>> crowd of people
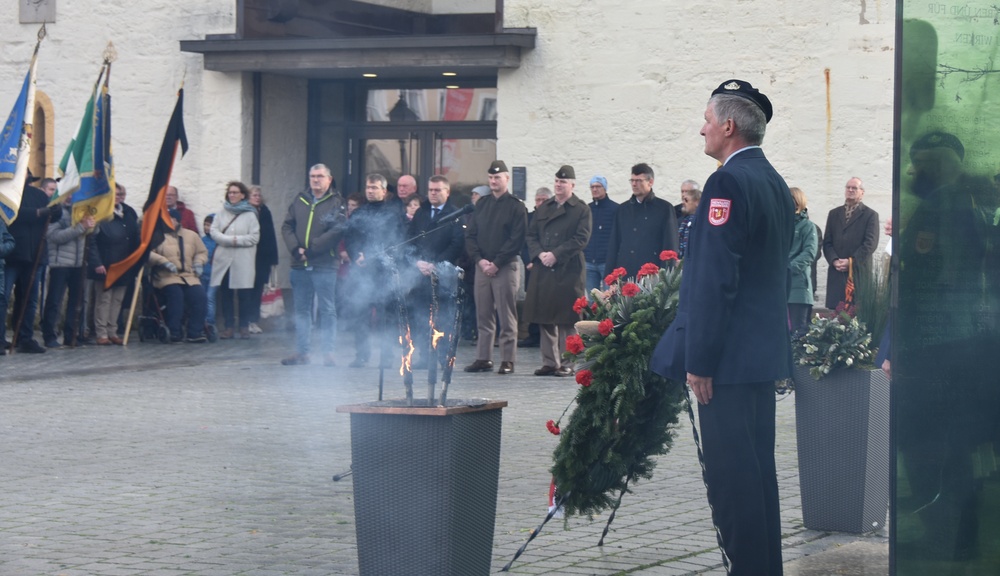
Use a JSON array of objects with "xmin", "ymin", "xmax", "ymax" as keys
[
  {"xmin": 0, "ymin": 158, "xmax": 877, "ymax": 370},
  {"xmin": 0, "ymin": 180, "xmax": 282, "ymax": 352}
]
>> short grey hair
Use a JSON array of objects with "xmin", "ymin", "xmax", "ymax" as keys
[
  {"xmin": 310, "ymin": 163, "xmax": 332, "ymax": 178},
  {"xmin": 535, "ymin": 187, "xmax": 552, "ymax": 198},
  {"xmin": 709, "ymin": 94, "xmax": 767, "ymax": 146}
]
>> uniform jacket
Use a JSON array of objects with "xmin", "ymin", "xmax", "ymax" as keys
[
  {"xmin": 210, "ymin": 205, "xmax": 260, "ymax": 289},
  {"xmin": 406, "ymin": 201, "xmax": 465, "ymax": 265},
  {"xmin": 149, "ymin": 227, "xmax": 209, "ymax": 289},
  {"xmin": 465, "ymin": 191, "xmax": 528, "ymax": 267},
  {"xmin": 788, "ymin": 209, "xmax": 818, "ymax": 305},
  {"xmin": 604, "ymin": 192, "xmax": 679, "ymax": 279},
  {"xmin": 280, "ymin": 188, "xmax": 347, "ymax": 271},
  {"xmin": 652, "ymin": 147, "xmax": 795, "ymax": 385},
  {"xmin": 46, "ymin": 205, "xmax": 90, "ymax": 268},
  {"xmin": 822, "ymin": 203, "xmax": 879, "ymax": 308},
  {"xmin": 524, "ymin": 194, "xmax": 592, "ymax": 325},
  {"xmin": 87, "ymin": 203, "xmax": 140, "ymax": 287},
  {"xmin": 583, "ymin": 197, "xmax": 619, "ymax": 265}
]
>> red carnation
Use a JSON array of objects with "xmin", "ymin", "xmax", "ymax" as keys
[
  {"xmin": 590, "ymin": 302, "xmax": 598, "ymax": 312},
  {"xmin": 621, "ymin": 282, "xmax": 640, "ymax": 297},
  {"xmin": 575, "ymin": 369, "xmax": 593, "ymax": 387},
  {"xmin": 637, "ymin": 263, "xmax": 660, "ymax": 278},
  {"xmin": 598, "ymin": 319, "xmax": 614, "ymax": 336},
  {"xmin": 572, "ymin": 296, "xmax": 589, "ymax": 315},
  {"xmin": 612, "ymin": 267, "xmax": 627, "ymax": 279},
  {"xmin": 565, "ymin": 334, "xmax": 585, "ymax": 355},
  {"xmin": 604, "ymin": 273, "xmax": 617, "ymax": 287},
  {"xmin": 660, "ymin": 250, "xmax": 679, "ymax": 262},
  {"xmin": 546, "ymin": 419, "xmax": 561, "ymax": 435}
]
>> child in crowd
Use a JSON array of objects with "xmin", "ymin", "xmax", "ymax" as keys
[{"xmin": 201, "ymin": 214, "xmax": 217, "ymax": 327}]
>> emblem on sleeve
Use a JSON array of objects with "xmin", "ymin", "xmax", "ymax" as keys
[{"xmin": 708, "ymin": 199, "xmax": 732, "ymax": 226}]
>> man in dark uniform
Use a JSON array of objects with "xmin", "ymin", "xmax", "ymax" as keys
[
  {"xmin": 894, "ymin": 131, "xmax": 1000, "ymax": 563},
  {"xmin": 406, "ymin": 175, "xmax": 466, "ymax": 369},
  {"xmin": 604, "ymin": 163, "xmax": 678, "ymax": 280},
  {"xmin": 464, "ymin": 160, "xmax": 528, "ymax": 375},
  {"xmin": 651, "ymin": 79, "xmax": 794, "ymax": 576},
  {"xmin": 524, "ymin": 165, "xmax": 592, "ymax": 376}
]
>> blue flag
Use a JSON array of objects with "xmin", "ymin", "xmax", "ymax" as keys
[{"xmin": 0, "ymin": 49, "xmax": 39, "ymax": 225}]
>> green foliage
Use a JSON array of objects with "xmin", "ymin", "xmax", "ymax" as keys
[
  {"xmin": 551, "ymin": 263, "xmax": 687, "ymax": 517},
  {"xmin": 792, "ymin": 311, "xmax": 875, "ymax": 379},
  {"xmin": 853, "ymin": 259, "xmax": 890, "ymax": 346}
]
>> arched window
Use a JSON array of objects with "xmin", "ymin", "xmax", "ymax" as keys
[{"xmin": 31, "ymin": 90, "xmax": 55, "ymax": 178}]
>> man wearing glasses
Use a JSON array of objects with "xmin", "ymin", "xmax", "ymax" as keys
[
  {"xmin": 604, "ymin": 163, "xmax": 679, "ymax": 279},
  {"xmin": 822, "ymin": 177, "xmax": 879, "ymax": 309}
]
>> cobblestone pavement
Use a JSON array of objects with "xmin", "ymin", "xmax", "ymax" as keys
[{"xmin": 0, "ymin": 324, "xmax": 887, "ymax": 575}]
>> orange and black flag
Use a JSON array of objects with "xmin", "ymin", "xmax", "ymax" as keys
[{"xmin": 104, "ymin": 88, "xmax": 188, "ymax": 289}]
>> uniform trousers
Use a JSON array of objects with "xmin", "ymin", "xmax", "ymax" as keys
[
  {"xmin": 539, "ymin": 323, "xmax": 576, "ymax": 369},
  {"xmin": 474, "ymin": 259, "xmax": 519, "ymax": 363},
  {"xmin": 697, "ymin": 380, "xmax": 782, "ymax": 576}
]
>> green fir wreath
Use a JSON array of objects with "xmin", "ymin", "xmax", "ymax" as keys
[{"xmin": 549, "ymin": 252, "xmax": 687, "ymax": 519}]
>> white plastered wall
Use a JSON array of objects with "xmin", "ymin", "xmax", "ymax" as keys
[
  {"xmin": 500, "ymin": 0, "xmax": 896, "ymax": 306},
  {"xmin": 0, "ymin": 0, "xmax": 243, "ymax": 229}
]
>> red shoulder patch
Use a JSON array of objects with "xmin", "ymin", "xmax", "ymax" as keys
[{"xmin": 708, "ymin": 199, "xmax": 731, "ymax": 226}]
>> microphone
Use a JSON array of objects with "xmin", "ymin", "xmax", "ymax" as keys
[{"xmin": 438, "ymin": 204, "xmax": 474, "ymax": 221}]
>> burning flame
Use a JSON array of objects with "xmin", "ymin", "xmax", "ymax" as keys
[
  {"xmin": 399, "ymin": 327, "xmax": 414, "ymax": 376},
  {"xmin": 431, "ymin": 328, "xmax": 445, "ymax": 349}
]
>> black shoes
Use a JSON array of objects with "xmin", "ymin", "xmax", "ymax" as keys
[
  {"xmin": 281, "ymin": 354, "xmax": 310, "ymax": 366},
  {"xmin": 464, "ymin": 359, "xmax": 494, "ymax": 372},
  {"xmin": 534, "ymin": 365, "xmax": 574, "ymax": 377},
  {"xmin": 497, "ymin": 361, "xmax": 514, "ymax": 375},
  {"xmin": 17, "ymin": 339, "xmax": 46, "ymax": 354}
]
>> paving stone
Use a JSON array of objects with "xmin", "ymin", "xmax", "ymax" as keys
[{"xmin": 0, "ymin": 326, "xmax": 887, "ymax": 575}]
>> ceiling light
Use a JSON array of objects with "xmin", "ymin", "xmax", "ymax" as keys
[
  {"xmin": 363, "ymin": 73, "xmax": 377, "ymax": 78},
  {"xmin": 442, "ymin": 72, "xmax": 457, "ymax": 77}
]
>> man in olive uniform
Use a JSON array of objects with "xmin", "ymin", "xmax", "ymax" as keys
[
  {"xmin": 464, "ymin": 160, "xmax": 528, "ymax": 375},
  {"xmin": 651, "ymin": 80, "xmax": 794, "ymax": 576},
  {"xmin": 524, "ymin": 165, "xmax": 592, "ymax": 376}
]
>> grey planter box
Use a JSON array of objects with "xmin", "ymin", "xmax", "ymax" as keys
[
  {"xmin": 336, "ymin": 400, "xmax": 506, "ymax": 576},
  {"xmin": 792, "ymin": 365, "xmax": 890, "ymax": 533}
]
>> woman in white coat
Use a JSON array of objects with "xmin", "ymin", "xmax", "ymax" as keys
[{"xmin": 210, "ymin": 181, "xmax": 260, "ymax": 339}]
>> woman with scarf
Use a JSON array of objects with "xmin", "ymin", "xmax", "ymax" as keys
[{"xmin": 210, "ymin": 181, "xmax": 260, "ymax": 339}]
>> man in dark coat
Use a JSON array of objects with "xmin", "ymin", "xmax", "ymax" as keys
[
  {"xmin": 604, "ymin": 163, "xmax": 678, "ymax": 280},
  {"xmin": 344, "ymin": 172, "xmax": 407, "ymax": 368},
  {"xmin": 2, "ymin": 183, "xmax": 62, "ymax": 353},
  {"xmin": 524, "ymin": 165, "xmax": 592, "ymax": 376},
  {"xmin": 651, "ymin": 79, "xmax": 794, "ymax": 576},
  {"xmin": 406, "ymin": 175, "xmax": 466, "ymax": 369},
  {"xmin": 822, "ymin": 177, "xmax": 879, "ymax": 309}
]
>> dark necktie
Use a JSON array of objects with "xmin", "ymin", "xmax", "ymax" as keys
[{"xmin": 431, "ymin": 207, "xmax": 440, "ymax": 220}]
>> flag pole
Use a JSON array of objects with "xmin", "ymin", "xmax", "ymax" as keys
[
  {"xmin": 121, "ymin": 267, "xmax": 143, "ymax": 347},
  {"xmin": 7, "ymin": 33, "xmax": 47, "ymax": 353}
]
